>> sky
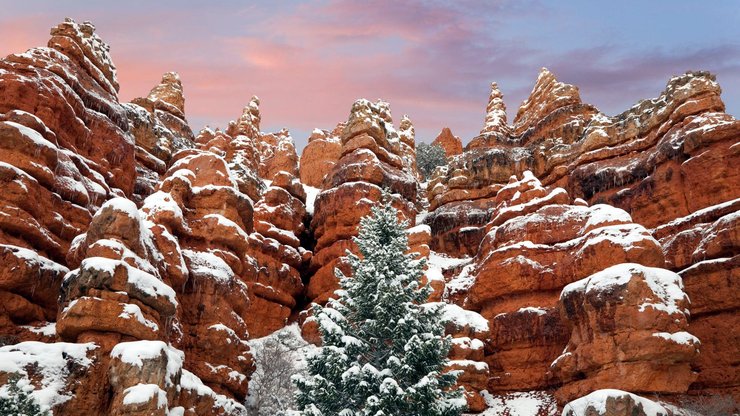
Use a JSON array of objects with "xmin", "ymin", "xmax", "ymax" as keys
[{"xmin": 1, "ymin": 1, "xmax": 739, "ymax": 150}]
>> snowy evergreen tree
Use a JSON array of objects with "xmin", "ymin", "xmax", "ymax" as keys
[
  {"xmin": 293, "ymin": 199, "xmax": 465, "ymax": 416},
  {"xmin": 0, "ymin": 374, "xmax": 48, "ymax": 416},
  {"xmin": 416, "ymin": 142, "xmax": 447, "ymax": 180}
]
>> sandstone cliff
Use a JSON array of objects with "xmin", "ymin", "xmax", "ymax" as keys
[{"xmin": 0, "ymin": 19, "xmax": 738, "ymax": 416}]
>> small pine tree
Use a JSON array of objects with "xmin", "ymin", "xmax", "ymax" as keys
[
  {"xmin": 293, "ymin": 200, "xmax": 465, "ymax": 416},
  {"xmin": 416, "ymin": 143, "xmax": 448, "ymax": 181},
  {"xmin": 0, "ymin": 374, "xmax": 48, "ymax": 416}
]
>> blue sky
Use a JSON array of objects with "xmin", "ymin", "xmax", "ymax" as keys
[{"xmin": 1, "ymin": 1, "xmax": 738, "ymax": 149}]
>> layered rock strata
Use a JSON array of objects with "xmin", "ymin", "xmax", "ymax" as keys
[{"xmin": 306, "ymin": 99, "xmax": 419, "ymax": 306}]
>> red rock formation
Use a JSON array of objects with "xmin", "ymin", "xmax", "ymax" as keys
[
  {"xmin": 436, "ymin": 303, "xmax": 490, "ymax": 412},
  {"xmin": 256, "ymin": 128, "xmax": 299, "ymax": 180},
  {"xmin": 562, "ymin": 390, "xmax": 675, "ymax": 416},
  {"xmin": 654, "ymin": 200, "xmax": 740, "ymax": 399},
  {"xmin": 0, "ymin": 18, "xmax": 136, "ymax": 341},
  {"xmin": 198, "ymin": 104, "xmax": 310, "ymax": 338},
  {"xmin": 247, "ymin": 171, "xmax": 308, "ymax": 337},
  {"xmin": 424, "ymin": 69, "xmax": 739, "ymax": 404},
  {"xmin": 299, "ymin": 126, "xmax": 343, "ymax": 188},
  {"xmin": 226, "ymin": 96, "xmax": 261, "ymax": 142},
  {"xmin": 126, "ymin": 72, "xmax": 195, "ymax": 204},
  {"xmin": 452, "ymin": 173, "xmax": 666, "ymax": 394},
  {"xmin": 432, "ymin": 127, "xmax": 463, "ymax": 157},
  {"xmin": 467, "ymin": 82, "xmax": 512, "ymax": 149},
  {"xmin": 552, "ymin": 264, "xmax": 698, "ymax": 403},
  {"xmin": 306, "ymin": 99, "xmax": 419, "ymax": 306},
  {"xmin": 397, "ymin": 115, "xmax": 422, "ymax": 181}
]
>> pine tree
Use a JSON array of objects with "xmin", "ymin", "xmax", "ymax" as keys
[
  {"xmin": 0, "ymin": 374, "xmax": 48, "ymax": 416},
  {"xmin": 293, "ymin": 200, "xmax": 465, "ymax": 416},
  {"xmin": 416, "ymin": 142, "xmax": 448, "ymax": 180}
]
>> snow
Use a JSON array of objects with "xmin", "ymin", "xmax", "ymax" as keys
[
  {"xmin": 466, "ymin": 390, "xmax": 556, "ymax": 416},
  {"xmin": 637, "ymin": 266, "xmax": 689, "ymax": 315},
  {"xmin": 561, "ymin": 264, "xmax": 689, "ymax": 316},
  {"xmin": 652, "ymin": 331, "xmax": 700, "ymax": 346},
  {"xmin": 407, "ymin": 224, "xmax": 431, "ymax": 235},
  {"xmin": 493, "ymin": 188, "xmax": 569, "ymax": 222},
  {"xmin": 78, "ymin": 257, "xmax": 177, "ymax": 307},
  {"xmin": 443, "ymin": 263, "xmax": 477, "ymax": 298},
  {"xmin": 517, "ymin": 307, "xmax": 547, "ymax": 316},
  {"xmin": 428, "ymin": 251, "xmax": 472, "ymax": 269},
  {"xmin": 102, "ymin": 197, "xmax": 140, "ymax": 221},
  {"xmin": 584, "ymin": 204, "xmax": 633, "ymax": 229},
  {"xmin": 21, "ymin": 322, "xmax": 57, "ymax": 337},
  {"xmin": 0, "ymin": 341, "xmax": 97, "ymax": 411},
  {"xmin": 577, "ymin": 222, "xmax": 648, "ymax": 250},
  {"xmin": 425, "ymin": 251, "xmax": 469, "ymax": 283},
  {"xmin": 562, "ymin": 389, "xmax": 670, "ymax": 416},
  {"xmin": 1, "ymin": 244, "xmax": 69, "ymax": 275},
  {"xmin": 206, "ymin": 363, "xmax": 247, "ymax": 382},
  {"xmin": 122, "ymin": 383, "xmax": 168, "ymax": 409},
  {"xmin": 168, "ymin": 406, "xmax": 185, "ymax": 416},
  {"xmin": 208, "ymin": 323, "xmax": 246, "ymax": 344},
  {"xmin": 179, "ymin": 369, "xmax": 247, "ymax": 415},
  {"xmin": 430, "ymin": 302, "xmax": 489, "ymax": 333},
  {"xmin": 110, "ymin": 341, "xmax": 184, "ymax": 388},
  {"xmin": 203, "ymin": 213, "xmax": 250, "ymax": 241},
  {"xmin": 119, "ymin": 303, "xmax": 159, "ymax": 331},
  {"xmin": 95, "ymin": 198, "xmax": 165, "ymax": 266},
  {"xmin": 4, "ymin": 121, "xmax": 57, "ymax": 152},
  {"xmin": 303, "ymin": 185, "xmax": 321, "ymax": 215},
  {"xmin": 451, "ymin": 337, "xmax": 484, "ymax": 351},
  {"xmin": 181, "ymin": 249, "xmax": 235, "ymax": 283},
  {"xmin": 449, "ymin": 359, "xmax": 488, "ymax": 372},
  {"xmin": 142, "ymin": 191, "xmax": 187, "ymax": 229}
]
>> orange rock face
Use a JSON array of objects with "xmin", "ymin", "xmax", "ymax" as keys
[
  {"xmin": 299, "ymin": 126, "xmax": 343, "ymax": 188},
  {"xmin": 0, "ymin": 18, "xmax": 135, "ymax": 342},
  {"xmin": 432, "ymin": 127, "xmax": 463, "ymax": 157},
  {"xmin": 127, "ymin": 72, "xmax": 195, "ymax": 204},
  {"xmin": 448, "ymin": 173, "xmax": 668, "ymax": 395},
  {"xmin": 307, "ymin": 99, "xmax": 420, "ymax": 305},
  {"xmin": 467, "ymin": 82, "xmax": 512, "ymax": 149},
  {"xmin": 552, "ymin": 264, "xmax": 698, "ymax": 403}
]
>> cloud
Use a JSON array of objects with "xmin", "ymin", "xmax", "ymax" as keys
[{"xmin": 0, "ymin": 1, "xmax": 738, "ymax": 149}]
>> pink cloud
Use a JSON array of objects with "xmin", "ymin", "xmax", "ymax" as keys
[{"xmin": 1, "ymin": 1, "xmax": 738, "ymax": 149}]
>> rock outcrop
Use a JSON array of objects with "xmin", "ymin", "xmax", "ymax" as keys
[
  {"xmin": 655, "ymin": 200, "xmax": 740, "ymax": 398},
  {"xmin": 432, "ymin": 127, "xmax": 463, "ymax": 157},
  {"xmin": 467, "ymin": 82, "xmax": 511, "ymax": 149},
  {"xmin": 0, "ymin": 18, "xmax": 134, "ymax": 341},
  {"xmin": 552, "ymin": 264, "xmax": 698, "ymax": 403},
  {"xmin": 425, "ymin": 68, "xmax": 739, "ymax": 404},
  {"xmin": 562, "ymin": 389, "xmax": 674, "ymax": 416},
  {"xmin": 247, "ymin": 171, "xmax": 308, "ymax": 337},
  {"xmin": 299, "ymin": 125, "xmax": 343, "ymax": 188},
  {"xmin": 306, "ymin": 99, "xmax": 419, "ymax": 306},
  {"xmin": 126, "ymin": 72, "xmax": 195, "ymax": 204},
  {"xmin": 448, "ymin": 173, "xmax": 668, "ymax": 395}
]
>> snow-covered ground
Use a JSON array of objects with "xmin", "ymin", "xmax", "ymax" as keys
[{"xmin": 464, "ymin": 390, "xmax": 557, "ymax": 416}]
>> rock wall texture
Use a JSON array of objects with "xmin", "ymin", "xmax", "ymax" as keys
[
  {"xmin": 0, "ymin": 18, "xmax": 738, "ymax": 416},
  {"xmin": 426, "ymin": 66, "xmax": 739, "ymax": 408},
  {"xmin": 306, "ymin": 98, "xmax": 420, "ymax": 307}
]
